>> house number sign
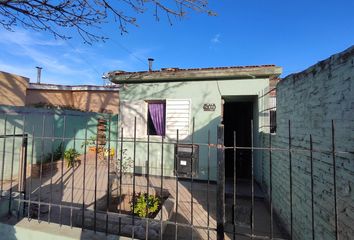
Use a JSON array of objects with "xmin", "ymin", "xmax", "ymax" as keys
[{"xmin": 203, "ymin": 103, "xmax": 216, "ymax": 111}]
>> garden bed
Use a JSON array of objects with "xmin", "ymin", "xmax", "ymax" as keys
[{"xmin": 76, "ymin": 191, "xmax": 174, "ymax": 239}]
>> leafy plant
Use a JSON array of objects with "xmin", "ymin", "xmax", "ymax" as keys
[
  {"xmin": 131, "ymin": 193, "xmax": 160, "ymax": 218},
  {"xmin": 81, "ymin": 136, "xmax": 97, "ymax": 148},
  {"xmin": 117, "ymin": 149, "xmax": 133, "ymax": 173},
  {"xmin": 53, "ymin": 143, "xmax": 64, "ymax": 161},
  {"xmin": 43, "ymin": 142, "xmax": 63, "ymax": 163},
  {"xmin": 64, "ymin": 148, "xmax": 80, "ymax": 168}
]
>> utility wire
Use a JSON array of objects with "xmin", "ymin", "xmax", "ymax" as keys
[{"xmin": 97, "ymin": 28, "xmax": 149, "ymax": 67}]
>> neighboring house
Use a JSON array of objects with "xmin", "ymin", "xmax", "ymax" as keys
[
  {"xmin": 0, "ymin": 71, "xmax": 119, "ymax": 114},
  {"xmin": 109, "ymin": 65, "xmax": 282, "ymax": 180}
]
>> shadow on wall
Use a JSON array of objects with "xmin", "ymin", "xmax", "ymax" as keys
[
  {"xmin": 118, "ymin": 116, "xmax": 220, "ymax": 180},
  {"xmin": 26, "ymin": 90, "xmax": 74, "ymax": 109},
  {"xmin": 121, "ymin": 82, "xmax": 187, "ymax": 102},
  {"xmin": 0, "ymin": 71, "xmax": 29, "ymax": 107},
  {"xmin": 26, "ymin": 90, "xmax": 119, "ymax": 114},
  {"xmin": 0, "ymin": 105, "xmax": 118, "ymax": 183}
]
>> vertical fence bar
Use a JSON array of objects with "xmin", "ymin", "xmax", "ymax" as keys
[
  {"xmin": 118, "ymin": 128, "xmax": 123, "ymax": 234},
  {"xmin": 331, "ymin": 120, "xmax": 338, "ymax": 240},
  {"xmin": 17, "ymin": 115, "xmax": 26, "ymax": 219},
  {"xmin": 106, "ymin": 116, "xmax": 112, "ymax": 235},
  {"xmin": 251, "ymin": 120, "xmax": 255, "ymax": 238},
  {"xmin": 145, "ymin": 133, "xmax": 150, "ymax": 240},
  {"xmin": 288, "ymin": 120, "xmax": 293, "ymax": 240},
  {"xmin": 233, "ymin": 131, "xmax": 237, "ymax": 240},
  {"xmin": 59, "ymin": 115, "xmax": 66, "ymax": 226},
  {"xmin": 28, "ymin": 126, "xmax": 35, "ymax": 220},
  {"xmin": 132, "ymin": 117, "xmax": 137, "ymax": 239},
  {"xmin": 21, "ymin": 134, "xmax": 28, "ymax": 217},
  {"xmin": 81, "ymin": 119, "xmax": 88, "ymax": 229},
  {"xmin": 190, "ymin": 117, "xmax": 195, "ymax": 238},
  {"xmin": 216, "ymin": 124, "xmax": 225, "ymax": 240},
  {"xmin": 207, "ymin": 130, "xmax": 211, "ymax": 240},
  {"xmin": 269, "ymin": 132, "xmax": 273, "ymax": 239},
  {"xmin": 113, "ymin": 117, "xmax": 119, "ymax": 232},
  {"xmin": 175, "ymin": 129, "xmax": 179, "ymax": 240},
  {"xmin": 310, "ymin": 135, "xmax": 314, "ymax": 240},
  {"xmin": 94, "ymin": 119, "xmax": 99, "ymax": 232},
  {"xmin": 160, "ymin": 135, "xmax": 164, "ymax": 240},
  {"xmin": 0, "ymin": 115, "xmax": 7, "ymax": 198},
  {"xmin": 38, "ymin": 115, "xmax": 46, "ymax": 222},
  {"xmin": 70, "ymin": 128, "xmax": 76, "ymax": 228},
  {"xmin": 48, "ymin": 114, "xmax": 54, "ymax": 223},
  {"xmin": 8, "ymin": 125, "xmax": 16, "ymax": 215}
]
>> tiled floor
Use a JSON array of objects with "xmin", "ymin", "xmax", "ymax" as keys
[{"xmin": 1, "ymin": 155, "xmax": 285, "ymax": 239}]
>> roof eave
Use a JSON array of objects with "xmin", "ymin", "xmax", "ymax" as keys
[{"xmin": 110, "ymin": 66, "xmax": 282, "ymax": 84}]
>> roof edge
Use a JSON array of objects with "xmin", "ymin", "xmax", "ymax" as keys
[
  {"xmin": 28, "ymin": 83, "xmax": 120, "ymax": 91},
  {"xmin": 109, "ymin": 65, "xmax": 282, "ymax": 84}
]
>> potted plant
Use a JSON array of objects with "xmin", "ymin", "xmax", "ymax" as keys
[{"xmin": 64, "ymin": 148, "xmax": 80, "ymax": 168}]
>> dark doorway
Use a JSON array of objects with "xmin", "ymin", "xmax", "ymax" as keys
[{"xmin": 223, "ymin": 101, "xmax": 253, "ymax": 180}]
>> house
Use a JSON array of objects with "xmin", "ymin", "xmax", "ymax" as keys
[
  {"xmin": 109, "ymin": 65, "xmax": 282, "ymax": 180},
  {"xmin": 0, "ymin": 70, "xmax": 119, "ymax": 114},
  {"xmin": 0, "ymin": 71, "xmax": 120, "ymax": 182}
]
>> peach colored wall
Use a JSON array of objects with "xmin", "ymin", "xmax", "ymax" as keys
[
  {"xmin": 26, "ymin": 89, "xmax": 74, "ymax": 107},
  {"xmin": 0, "ymin": 71, "xmax": 29, "ymax": 106},
  {"xmin": 72, "ymin": 91, "xmax": 119, "ymax": 114},
  {"xmin": 26, "ymin": 89, "xmax": 119, "ymax": 114}
]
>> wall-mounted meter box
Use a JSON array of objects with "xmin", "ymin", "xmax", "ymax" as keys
[{"xmin": 175, "ymin": 144, "xmax": 199, "ymax": 178}]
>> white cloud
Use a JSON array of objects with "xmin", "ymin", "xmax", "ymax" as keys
[
  {"xmin": 0, "ymin": 28, "xmax": 98, "ymax": 84},
  {"xmin": 0, "ymin": 29, "xmax": 64, "ymax": 47},
  {"xmin": 0, "ymin": 28, "xmax": 153, "ymax": 86},
  {"xmin": 211, "ymin": 33, "xmax": 221, "ymax": 43}
]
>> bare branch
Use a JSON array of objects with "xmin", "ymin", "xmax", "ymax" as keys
[{"xmin": 0, "ymin": 0, "xmax": 214, "ymax": 43}]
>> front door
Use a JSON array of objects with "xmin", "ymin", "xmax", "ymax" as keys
[{"xmin": 223, "ymin": 101, "xmax": 253, "ymax": 180}]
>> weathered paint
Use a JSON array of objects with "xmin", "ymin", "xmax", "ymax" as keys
[
  {"xmin": 261, "ymin": 46, "xmax": 354, "ymax": 239},
  {"xmin": 0, "ymin": 105, "xmax": 118, "ymax": 181},
  {"xmin": 119, "ymin": 78, "xmax": 271, "ymax": 180}
]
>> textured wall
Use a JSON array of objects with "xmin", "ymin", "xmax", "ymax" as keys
[
  {"xmin": 26, "ymin": 89, "xmax": 74, "ymax": 107},
  {"xmin": 72, "ymin": 90, "xmax": 119, "ymax": 114},
  {"xmin": 261, "ymin": 46, "xmax": 354, "ymax": 239},
  {"xmin": 26, "ymin": 89, "xmax": 119, "ymax": 114},
  {"xmin": 0, "ymin": 105, "xmax": 118, "ymax": 181},
  {"xmin": 0, "ymin": 71, "xmax": 29, "ymax": 106}
]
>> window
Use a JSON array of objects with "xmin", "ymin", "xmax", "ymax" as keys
[
  {"xmin": 147, "ymin": 101, "xmax": 166, "ymax": 136},
  {"xmin": 120, "ymin": 99, "xmax": 190, "ymax": 139},
  {"xmin": 270, "ymin": 110, "xmax": 276, "ymax": 133}
]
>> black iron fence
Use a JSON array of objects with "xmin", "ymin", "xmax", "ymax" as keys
[{"xmin": 0, "ymin": 113, "xmax": 351, "ymax": 240}]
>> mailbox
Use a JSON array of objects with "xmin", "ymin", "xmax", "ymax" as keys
[{"xmin": 175, "ymin": 144, "xmax": 199, "ymax": 178}]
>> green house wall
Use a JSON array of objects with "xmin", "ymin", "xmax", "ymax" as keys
[
  {"xmin": 0, "ymin": 105, "xmax": 118, "ymax": 181},
  {"xmin": 119, "ymin": 78, "xmax": 270, "ymax": 180}
]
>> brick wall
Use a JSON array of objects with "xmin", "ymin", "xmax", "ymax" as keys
[{"xmin": 261, "ymin": 46, "xmax": 354, "ymax": 239}]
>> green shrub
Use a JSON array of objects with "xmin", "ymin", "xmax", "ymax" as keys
[
  {"xmin": 64, "ymin": 148, "xmax": 80, "ymax": 168},
  {"xmin": 43, "ymin": 143, "xmax": 63, "ymax": 163},
  {"xmin": 131, "ymin": 193, "xmax": 160, "ymax": 218}
]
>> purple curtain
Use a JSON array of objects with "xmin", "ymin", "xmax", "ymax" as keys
[{"xmin": 148, "ymin": 103, "xmax": 165, "ymax": 136}]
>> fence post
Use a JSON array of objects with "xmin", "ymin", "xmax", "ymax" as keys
[
  {"xmin": 217, "ymin": 124, "xmax": 225, "ymax": 240},
  {"xmin": 18, "ymin": 134, "xmax": 28, "ymax": 193}
]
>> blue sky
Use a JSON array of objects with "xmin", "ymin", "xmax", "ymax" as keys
[{"xmin": 0, "ymin": 0, "xmax": 353, "ymax": 85}]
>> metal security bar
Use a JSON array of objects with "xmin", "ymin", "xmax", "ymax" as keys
[{"xmin": 0, "ymin": 112, "xmax": 351, "ymax": 240}]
